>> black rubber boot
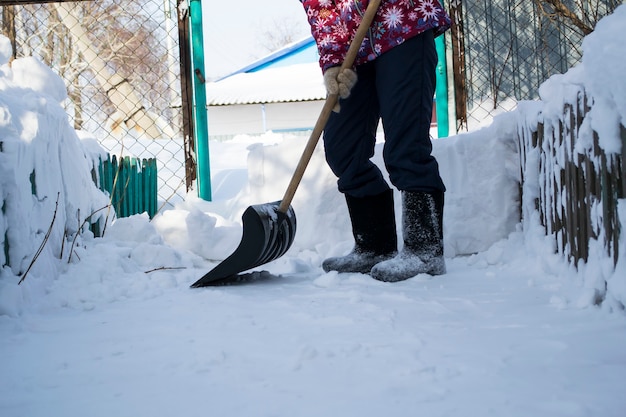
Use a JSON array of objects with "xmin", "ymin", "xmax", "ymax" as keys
[
  {"xmin": 370, "ymin": 191, "xmax": 445, "ymax": 282},
  {"xmin": 322, "ymin": 189, "xmax": 398, "ymax": 273}
]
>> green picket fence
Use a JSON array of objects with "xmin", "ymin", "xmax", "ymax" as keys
[{"xmin": 97, "ymin": 155, "xmax": 158, "ymax": 219}]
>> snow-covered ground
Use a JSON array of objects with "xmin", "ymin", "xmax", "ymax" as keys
[{"xmin": 2, "ymin": 6, "xmax": 626, "ymax": 417}]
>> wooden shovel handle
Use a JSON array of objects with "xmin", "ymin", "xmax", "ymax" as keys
[{"xmin": 278, "ymin": 0, "xmax": 382, "ymax": 213}]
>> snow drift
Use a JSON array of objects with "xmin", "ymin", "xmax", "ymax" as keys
[{"xmin": 0, "ymin": 37, "xmax": 110, "ymax": 313}]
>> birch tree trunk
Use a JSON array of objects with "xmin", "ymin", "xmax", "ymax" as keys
[{"xmin": 55, "ymin": 2, "xmax": 175, "ymax": 139}]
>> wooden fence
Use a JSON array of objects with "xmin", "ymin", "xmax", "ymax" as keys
[
  {"xmin": 518, "ymin": 90, "xmax": 625, "ymax": 267},
  {"xmin": 96, "ymin": 155, "xmax": 158, "ymax": 220}
]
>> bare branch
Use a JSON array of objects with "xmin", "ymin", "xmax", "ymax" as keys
[
  {"xmin": 65, "ymin": 203, "xmax": 112, "ymax": 264},
  {"xmin": 144, "ymin": 266, "xmax": 186, "ymax": 274},
  {"xmin": 18, "ymin": 192, "xmax": 60, "ymax": 285},
  {"xmin": 532, "ymin": 0, "xmax": 615, "ymax": 36}
]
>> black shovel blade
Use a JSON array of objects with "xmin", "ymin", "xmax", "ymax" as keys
[{"xmin": 190, "ymin": 201, "xmax": 296, "ymax": 288}]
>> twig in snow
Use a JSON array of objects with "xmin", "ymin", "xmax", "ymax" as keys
[
  {"xmin": 18, "ymin": 192, "xmax": 60, "ymax": 285},
  {"xmin": 68, "ymin": 203, "xmax": 112, "ymax": 264},
  {"xmin": 144, "ymin": 266, "xmax": 187, "ymax": 274}
]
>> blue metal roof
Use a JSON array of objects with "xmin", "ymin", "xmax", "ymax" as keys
[{"xmin": 217, "ymin": 36, "xmax": 318, "ymax": 81}]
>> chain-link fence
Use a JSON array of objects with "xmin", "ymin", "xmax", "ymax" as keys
[
  {"xmin": 1, "ymin": 0, "xmax": 186, "ymax": 208},
  {"xmin": 448, "ymin": 0, "xmax": 622, "ymax": 132}
]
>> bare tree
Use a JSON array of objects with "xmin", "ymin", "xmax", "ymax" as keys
[
  {"xmin": 532, "ymin": 0, "xmax": 622, "ymax": 35},
  {"xmin": 2, "ymin": 5, "xmax": 17, "ymax": 60},
  {"xmin": 55, "ymin": 1, "xmax": 174, "ymax": 138},
  {"xmin": 58, "ymin": 0, "xmax": 175, "ymax": 137},
  {"xmin": 5, "ymin": 0, "xmax": 177, "ymax": 137},
  {"xmin": 256, "ymin": 16, "xmax": 309, "ymax": 54}
]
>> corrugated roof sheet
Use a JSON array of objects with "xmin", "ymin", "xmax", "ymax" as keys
[{"xmin": 206, "ymin": 63, "xmax": 325, "ymax": 106}]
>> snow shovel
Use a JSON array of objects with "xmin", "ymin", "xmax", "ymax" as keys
[{"xmin": 191, "ymin": 0, "xmax": 382, "ymax": 287}]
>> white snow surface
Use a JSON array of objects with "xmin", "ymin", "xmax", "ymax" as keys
[{"xmin": 2, "ymin": 7, "xmax": 626, "ymax": 417}]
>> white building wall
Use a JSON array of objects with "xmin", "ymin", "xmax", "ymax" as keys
[{"xmin": 207, "ymin": 101, "xmax": 324, "ymax": 138}]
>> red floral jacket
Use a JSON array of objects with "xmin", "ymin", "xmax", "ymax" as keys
[{"xmin": 300, "ymin": 0, "xmax": 451, "ymax": 71}]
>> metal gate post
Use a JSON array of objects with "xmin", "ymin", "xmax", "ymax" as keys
[
  {"xmin": 188, "ymin": 0, "xmax": 211, "ymax": 200},
  {"xmin": 435, "ymin": 34, "xmax": 449, "ymax": 138}
]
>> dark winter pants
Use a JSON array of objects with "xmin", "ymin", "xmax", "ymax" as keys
[{"xmin": 323, "ymin": 29, "xmax": 446, "ymax": 198}]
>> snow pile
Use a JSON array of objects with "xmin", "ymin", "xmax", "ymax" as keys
[
  {"xmin": 0, "ymin": 37, "xmax": 110, "ymax": 315},
  {"xmin": 581, "ymin": 4, "xmax": 626, "ymax": 153},
  {"xmin": 607, "ymin": 200, "xmax": 626, "ymax": 306},
  {"xmin": 235, "ymin": 117, "xmax": 521, "ymax": 259},
  {"xmin": 435, "ymin": 114, "xmax": 521, "ymax": 256}
]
